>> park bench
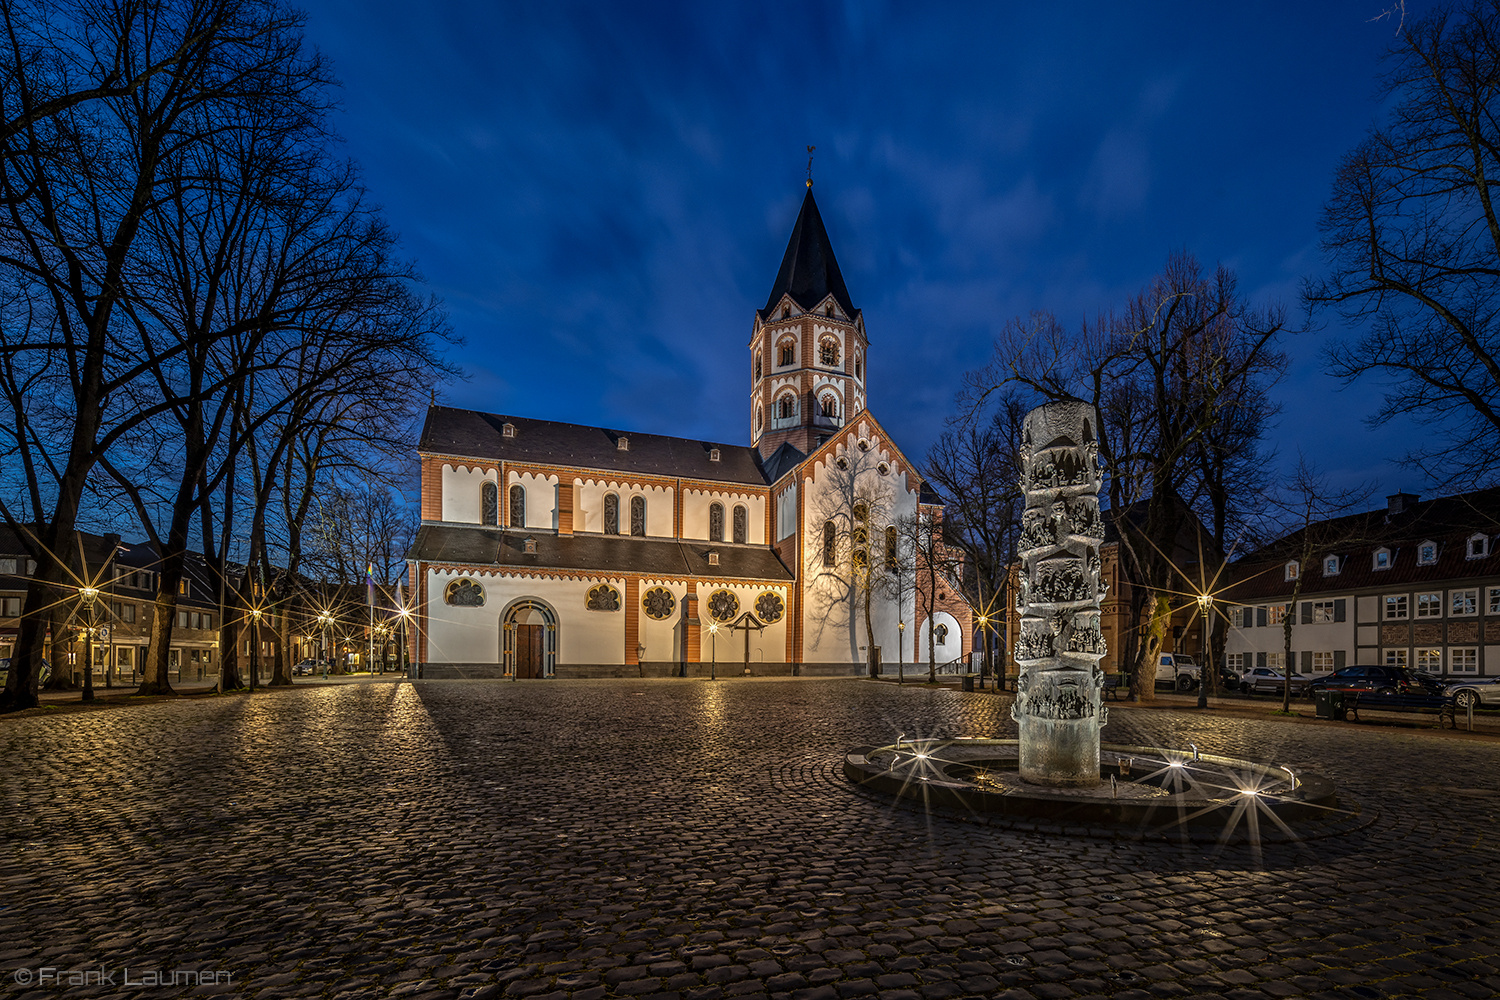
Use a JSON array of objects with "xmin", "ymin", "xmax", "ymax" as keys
[
  {"xmin": 1348, "ymin": 691, "xmax": 1457, "ymax": 728},
  {"xmin": 1103, "ymin": 673, "xmax": 1124, "ymax": 700}
]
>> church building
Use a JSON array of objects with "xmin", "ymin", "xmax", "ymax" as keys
[{"xmin": 408, "ymin": 186, "xmax": 972, "ymax": 678}]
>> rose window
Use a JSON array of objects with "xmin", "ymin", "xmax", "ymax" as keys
[
  {"xmin": 754, "ymin": 592, "xmax": 784, "ymax": 624},
  {"xmin": 707, "ymin": 589, "xmax": 739, "ymax": 623},
  {"xmin": 642, "ymin": 587, "xmax": 676, "ymax": 621}
]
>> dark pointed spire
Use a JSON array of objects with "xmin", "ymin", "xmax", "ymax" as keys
[{"xmin": 760, "ymin": 187, "xmax": 858, "ymax": 320}]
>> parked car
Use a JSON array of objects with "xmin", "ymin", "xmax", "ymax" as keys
[
  {"xmin": 1306, "ymin": 665, "xmax": 1444, "ymax": 698},
  {"xmin": 1443, "ymin": 677, "xmax": 1500, "ymax": 711},
  {"xmin": 1155, "ymin": 654, "xmax": 1200, "ymax": 692},
  {"xmin": 0, "ymin": 657, "xmax": 50, "ymax": 685},
  {"xmin": 292, "ymin": 659, "xmax": 318, "ymax": 676},
  {"xmin": 1238, "ymin": 667, "xmax": 1310, "ymax": 696}
]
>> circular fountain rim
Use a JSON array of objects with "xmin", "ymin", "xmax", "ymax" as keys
[{"xmin": 844, "ymin": 738, "xmax": 1361, "ymax": 842}]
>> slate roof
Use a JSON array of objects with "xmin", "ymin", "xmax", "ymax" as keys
[
  {"xmin": 1224, "ymin": 488, "xmax": 1500, "ymax": 602},
  {"xmin": 409, "ymin": 525, "xmax": 795, "ymax": 582},
  {"xmin": 419, "ymin": 407, "xmax": 770, "ymax": 487},
  {"xmin": 759, "ymin": 188, "xmax": 858, "ymax": 321}
]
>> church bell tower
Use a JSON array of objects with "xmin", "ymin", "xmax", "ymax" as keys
[{"xmin": 750, "ymin": 183, "xmax": 868, "ymax": 462}]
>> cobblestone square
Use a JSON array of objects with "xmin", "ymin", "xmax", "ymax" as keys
[{"xmin": 2, "ymin": 678, "xmax": 1497, "ymax": 999}]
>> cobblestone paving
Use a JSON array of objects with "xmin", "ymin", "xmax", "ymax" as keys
[{"xmin": 1, "ymin": 678, "xmax": 1497, "ymax": 1000}]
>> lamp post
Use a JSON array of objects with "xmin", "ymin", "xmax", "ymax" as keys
[
  {"xmin": 1196, "ymin": 593, "xmax": 1212, "ymax": 709},
  {"xmin": 250, "ymin": 607, "xmax": 262, "ymax": 692},
  {"xmin": 707, "ymin": 622, "xmax": 718, "ymax": 681},
  {"xmin": 897, "ymin": 620, "xmax": 905, "ymax": 685},
  {"xmin": 78, "ymin": 586, "xmax": 99, "ymax": 702},
  {"xmin": 317, "ymin": 611, "xmax": 332, "ymax": 679},
  {"xmin": 976, "ymin": 614, "xmax": 989, "ymax": 690},
  {"xmin": 396, "ymin": 605, "xmax": 412, "ymax": 679}
]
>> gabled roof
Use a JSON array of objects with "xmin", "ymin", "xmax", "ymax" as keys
[
  {"xmin": 420, "ymin": 406, "xmax": 769, "ymax": 487},
  {"xmin": 1225, "ymin": 487, "xmax": 1500, "ymax": 601},
  {"xmin": 759, "ymin": 188, "xmax": 858, "ymax": 321},
  {"xmin": 408, "ymin": 525, "xmax": 794, "ymax": 582},
  {"xmin": 759, "ymin": 441, "xmax": 806, "ymax": 484}
]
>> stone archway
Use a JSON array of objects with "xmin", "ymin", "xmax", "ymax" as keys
[{"xmin": 501, "ymin": 599, "xmax": 558, "ymax": 678}]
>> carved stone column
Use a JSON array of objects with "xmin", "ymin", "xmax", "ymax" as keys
[{"xmin": 1013, "ymin": 401, "xmax": 1108, "ymax": 787}]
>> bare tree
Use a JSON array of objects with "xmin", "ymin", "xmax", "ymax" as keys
[
  {"xmin": 923, "ymin": 396, "xmax": 1025, "ymax": 678},
  {"xmin": 894, "ymin": 507, "xmax": 966, "ymax": 683},
  {"xmin": 967, "ymin": 254, "xmax": 1288, "ymax": 700},
  {"xmin": 1310, "ymin": 1, "xmax": 1500, "ymax": 489}
]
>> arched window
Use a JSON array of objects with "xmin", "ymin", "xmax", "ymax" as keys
[
  {"xmin": 508, "ymin": 484, "xmax": 524, "ymax": 527},
  {"xmin": 732, "ymin": 505, "xmax": 747, "ymax": 544},
  {"xmin": 821, "ymin": 393, "xmax": 840, "ymax": 422},
  {"xmin": 630, "ymin": 496, "xmax": 646, "ymax": 537},
  {"xmin": 885, "ymin": 526, "xmax": 897, "ymax": 568},
  {"xmin": 819, "ymin": 337, "xmax": 840, "ymax": 366},
  {"xmin": 854, "ymin": 356, "xmax": 862, "ymax": 379},
  {"xmin": 823, "ymin": 520, "xmax": 836, "ymax": 566},
  {"xmin": 852, "ymin": 502, "xmax": 868, "ymax": 568},
  {"xmin": 604, "ymin": 493, "xmax": 620, "ymax": 535},
  {"xmin": 778, "ymin": 339, "xmax": 795, "ymax": 366},
  {"xmin": 481, "ymin": 481, "xmax": 498, "ymax": 526},
  {"xmin": 709, "ymin": 502, "xmax": 725, "ymax": 542},
  {"xmin": 935, "ymin": 623, "xmax": 949, "ymax": 645},
  {"xmin": 778, "ymin": 394, "xmax": 795, "ymax": 420},
  {"xmin": 754, "ymin": 353, "xmax": 762, "ymax": 380}
]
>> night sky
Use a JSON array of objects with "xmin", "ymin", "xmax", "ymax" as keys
[{"xmin": 299, "ymin": 0, "xmax": 1439, "ymax": 501}]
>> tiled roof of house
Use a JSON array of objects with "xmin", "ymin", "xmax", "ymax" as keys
[
  {"xmin": 419, "ymin": 407, "xmax": 770, "ymax": 487},
  {"xmin": 408, "ymin": 525, "xmax": 795, "ymax": 582},
  {"xmin": 1225, "ymin": 488, "xmax": 1500, "ymax": 601}
]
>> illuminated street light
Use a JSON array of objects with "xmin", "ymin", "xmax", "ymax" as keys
[
  {"xmin": 707, "ymin": 622, "xmax": 719, "ymax": 681},
  {"xmin": 77, "ymin": 586, "xmax": 99, "ymax": 702},
  {"xmin": 1196, "ymin": 592, "xmax": 1213, "ymax": 710},
  {"xmin": 897, "ymin": 620, "xmax": 905, "ymax": 685}
]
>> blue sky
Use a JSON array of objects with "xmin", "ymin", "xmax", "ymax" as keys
[{"xmin": 300, "ymin": 0, "xmax": 1438, "ymax": 499}]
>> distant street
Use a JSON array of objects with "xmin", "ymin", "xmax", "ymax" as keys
[{"xmin": 2, "ymin": 679, "xmax": 1497, "ymax": 999}]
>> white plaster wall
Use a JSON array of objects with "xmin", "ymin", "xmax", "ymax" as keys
[
  {"xmin": 917, "ymin": 612, "xmax": 962, "ymax": 665},
  {"xmin": 424, "ymin": 570, "xmax": 626, "ymax": 665},
  {"xmin": 424, "ymin": 568, "xmax": 501, "ymax": 663},
  {"xmin": 507, "ymin": 471, "xmax": 558, "ymax": 530},
  {"xmin": 638, "ymin": 580, "xmax": 687, "ymax": 662},
  {"xmin": 776, "ymin": 483, "xmax": 798, "ymax": 541},
  {"xmin": 574, "ymin": 480, "xmax": 674, "ymax": 536},
  {"xmin": 682, "ymin": 490, "xmax": 766, "ymax": 543},
  {"xmin": 441, "ymin": 465, "xmax": 495, "ymax": 524},
  {"xmin": 798, "ymin": 428, "xmax": 919, "ymax": 663},
  {"xmin": 699, "ymin": 582, "xmax": 788, "ymax": 664}
]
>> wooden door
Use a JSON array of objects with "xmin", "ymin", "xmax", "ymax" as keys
[{"xmin": 515, "ymin": 624, "xmax": 543, "ymax": 678}]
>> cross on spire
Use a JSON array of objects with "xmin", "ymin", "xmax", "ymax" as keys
[{"xmin": 806, "ymin": 145, "xmax": 815, "ymax": 188}]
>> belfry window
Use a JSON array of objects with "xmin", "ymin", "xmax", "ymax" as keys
[
  {"xmin": 778, "ymin": 395, "xmax": 794, "ymax": 420},
  {"xmin": 709, "ymin": 502, "xmax": 725, "ymax": 542},
  {"xmin": 481, "ymin": 481, "xmax": 498, "ymax": 526},
  {"xmin": 732, "ymin": 504, "xmax": 747, "ymax": 544},
  {"xmin": 508, "ymin": 484, "xmax": 524, "ymax": 527},
  {"xmin": 819, "ymin": 338, "xmax": 840, "ymax": 366},
  {"xmin": 821, "ymin": 394, "xmax": 839, "ymax": 422},
  {"xmin": 778, "ymin": 339, "xmax": 795, "ymax": 366},
  {"xmin": 630, "ymin": 496, "xmax": 646, "ymax": 537},
  {"xmin": 754, "ymin": 353, "xmax": 762, "ymax": 380},
  {"xmin": 604, "ymin": 493, "xmax": 620, "ymax": 535}
]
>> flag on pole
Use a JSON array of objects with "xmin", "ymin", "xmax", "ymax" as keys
[
  {"xmin": 366, "ymin": 562, "xmax": 375, "ymax": 609},
  {"xmin": 395, "ymin": 578, "xmax": 405, "ymax": 612}
]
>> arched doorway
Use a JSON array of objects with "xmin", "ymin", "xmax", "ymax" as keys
[{"xmin": 501, "ymin": 598, "xmax": 558, "ymax": 678}]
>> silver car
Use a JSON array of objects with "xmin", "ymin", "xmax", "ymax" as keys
[{"xmin": 1239, "ymin": 667, "xmax": 1308, "ymax": 696}]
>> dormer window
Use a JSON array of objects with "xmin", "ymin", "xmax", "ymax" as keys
[
  {"xmin": 1417, "ymin": 541, "xmax": 1438, "ymax": 566},
  {"xmin": 1323, "ymin": 555, "xmax": 1340, "ymax": 577},
  {"xmin": 1285, "ymin": 561, "xmax": 1299, "ymax": 582},
  {"xmin": 707, "ymin": 550, "xmax": 720, "ymax": 567},
  {"xmin": 523, "ymin": 537, "xmax": 537, "ymax": 555},
  {"xmin": 1373, "ymin": 547, "xmax": 1392, "ymax": 571},
  {"xmin": 502, "ymin": 422, "xmax": 516, "ymax": 439},
  {"xmin": 617, "ymin": 436, "xmax": 629, "ymax": 452},
  {"xmin": 1467, "ymin": 533, "xmax": 1490, "ymax": 559},
  {"xmin": 709, "ymin": 448, "xmax": 721, "ymax": 463}
]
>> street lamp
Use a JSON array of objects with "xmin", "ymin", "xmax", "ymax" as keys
[
  {"xmin": 396, "ymin": 605, "xmax": 412, "ymax": 679},
  {"xmin": 78, "ymin": 586, "xmax": 99, "ymax": 702},
  {"xmin": 249, "ymin": 606, "xmax": 262, "ymax": 692},
  {"xmin": 707, "ymin": 622, "xmax": 719, "ymax": 681},
  {"xmin": 317, "ymin": 611, "xmax": 333, "ymax": 679},
  {"xmin": 1196, "ymin": 592, "xmax": 1212, "ymax": 709},
  {"xmin": 976, "ymin": 614, "xmax": 989, "ymax": 690},
  {"xmin": 897, "ymin": 620, "xmax": 905, "ymax": 685}
]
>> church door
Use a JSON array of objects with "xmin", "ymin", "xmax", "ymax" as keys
[{"xmin": 515, "ymin": 624, "xmax": 544, "ymax": 679}]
